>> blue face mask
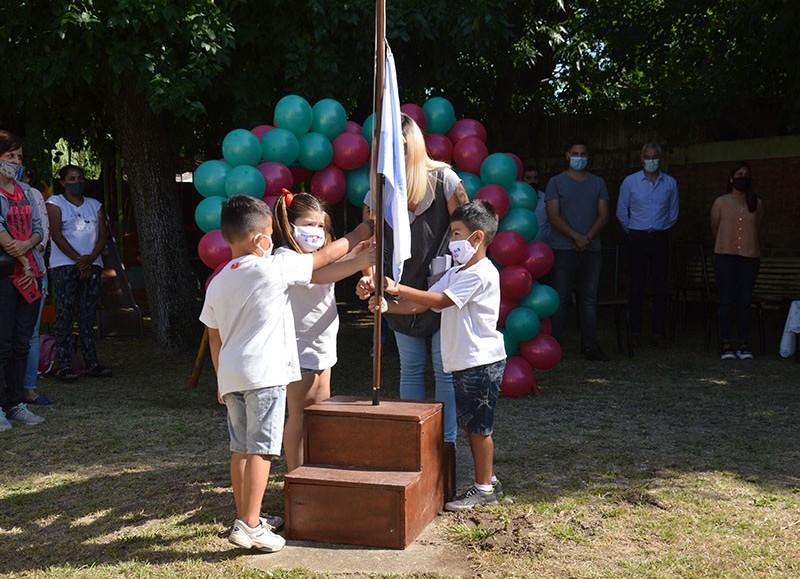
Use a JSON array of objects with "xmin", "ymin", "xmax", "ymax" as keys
[
  {"xmin": 643, "ymin": 159, "xmax": 660, "ymax": 173},
  {"xmin": 569, "ymin": 156, "xmax": 588, "ymax": 171}
]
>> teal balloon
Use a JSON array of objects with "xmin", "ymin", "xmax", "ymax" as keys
[
  {"xmin": 261, "ymin": 128, "xmax": 300, "ymax": 165},
  {"xmin": 298, "ymin": 132, "xmax": 334, "ymax": 171},
  {"xmin": 195, "ymin": 196, "xmax": 226, "ymax": 233},
  {"xmin": 345, "ymin": 165, "xmax": 371, "ymax": 206},
  {"xmin": 457, "ymin": 171, "xmax": 482, "ymax": 200},
  {"xmin": 422, "ymin": 97, "xmax": 456, "ymax": 134},
  {"xmin": 507, "ymin": 181, "xmax": 538, "ymax": 212},
  {"xmin": 362, "ymin": 113, "xmax": 375, "ymax": 148},
  {"xmin": 222, "ymin": 129, "xmax": 261, "ymax": 167},
  {"xmin": 522, "ymin": 283, "xmax": 560, "ymax": 318},
  {"xmin": 194, "ymin": 160, "xmax": 231, "ymax": 198},
  {"xmin": 312, "ymin": 99, "xmax": 347, "ymax": 140},
  {"xmin": 499, "ymin": 207, "xmax": 539, "ymax": 242},
  {"xmin": 480, "ymin": 153, "xmax": 518, "ymax": 191},
  {"xmin": 499, "ymin": 328, "xmax": 519, "ymax": 357},
  {"xmin": 225, "ymin": 165, "xmax": 265, "ymax": 198},
  {"xmin": 274, "ymin": 94, "xmax": 313, "ymax": 137},
  {"xmin": 505, "ymin": 306, "xmax": 541, "ymax": 343}
]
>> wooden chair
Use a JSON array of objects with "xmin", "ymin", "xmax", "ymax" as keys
[
  {"xmin": 596, "ymin": 245, "xmax": 633, "ymax": 356},
  {"xmin": 668, "ymin": 241, "xmax": 707, "ymax": 338}
]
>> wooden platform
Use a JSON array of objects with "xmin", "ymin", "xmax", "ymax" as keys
[{"xmin": 285, "ymin": 396, "xmax": 447, "ymax": 549}]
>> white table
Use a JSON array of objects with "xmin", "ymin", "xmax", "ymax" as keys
[{"xmin": 779, "ymin": 300, "xmax": 800, "ymax": 362}]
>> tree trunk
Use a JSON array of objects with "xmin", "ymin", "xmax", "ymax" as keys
[{"xmin": 110, "ymin": 78, "xmax": 200, "ymax": 349}]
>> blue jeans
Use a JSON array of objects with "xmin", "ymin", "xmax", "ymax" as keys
[
  {"xmin": 453, "ymin": 360, "xmax": 505, "ymax": 436},
  {"xmin": 393, "ymin": 330, "xmax": 456, "ymax": 442},
  {"xmin": 550, "ymin": 249, "xmax": 602, "ymax": 349},
  {"xmin": 0, "ymin": 277, "xmax": 41, "ymax": 412},
  {"xmin": 24, "ymin": 273, "xmax": 48, "ymax": 391}
]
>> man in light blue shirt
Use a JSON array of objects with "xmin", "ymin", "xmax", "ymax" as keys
[{"xmin": 616, "ymin": 142, "xmax": 679, "ymax": 348}]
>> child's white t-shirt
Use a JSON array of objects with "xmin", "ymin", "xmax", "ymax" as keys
[
  {"xmin": 275, "ymin": 247, "xmax": 338, "ymax": 371},
  {"xmin": 429, "ymin": 257, "xmax": 506, "ymax": 373},
  {"xmin": 199, "ymin": 251, "xmax": 313, "ymax": 396}
]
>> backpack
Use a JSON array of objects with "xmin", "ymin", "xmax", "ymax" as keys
[{"xmin": 38, "ymin": 334, "xmax": 85, "ymax": 375}]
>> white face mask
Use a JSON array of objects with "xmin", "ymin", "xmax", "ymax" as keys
[
  {"xmin": 643, "ymin": 158, "xmax": 660, "ymax": 173},
  {"xmin": 292, "ymin": 224, "xmax": 326, "ymax": 252},
  {"xmin": 253, "ymin": 234, "xmax": 273, "ymax": 257},
  {"xmin": 448, "ymin": 232, "xmax": 479, "ymax": 265},
  {"xmin": 0, "ymin": 160, "xmax": 22, "ymax": 180}
]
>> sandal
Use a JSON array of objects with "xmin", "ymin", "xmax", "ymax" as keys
[
  {"xmin": 26, "ymin": 393, "xmax": 52, "ymax": 405},
  {"xmin": 56, "ymin": 368, "xmax": 79, "ymax": 383}
]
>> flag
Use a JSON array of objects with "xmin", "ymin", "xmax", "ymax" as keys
[{"xmin": 378, "ymin": 42, "xmax": 410, "ymax": 282}]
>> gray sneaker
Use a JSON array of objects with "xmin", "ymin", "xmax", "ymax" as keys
[
  {"xmin": 445, "ymin": 485, "xmax": 498, "ymax": 511},
  {"xmin": 229, "ymin": 519, "xmax": 285, "ymax": 552},
  {"xmin": 493, "ymin": 479, "xmax": 504, "ymax": 499},
  {"xmin": 260, "ymin": 513, "xmax": 284, "ymax": 531},
  {"xmin": 0, "ymin": 410, "xmax": 12, "ymax": 431},
  {"xmin": 8, "ymin": 404, "xmax": 45, "ymax": 426}
]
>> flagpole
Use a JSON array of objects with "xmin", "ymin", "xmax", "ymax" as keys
[{"xmin": 370, "ymin": 0, "xmax": 386, "ymax": 406}]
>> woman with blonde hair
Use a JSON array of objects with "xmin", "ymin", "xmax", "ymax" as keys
[{"xmin": 358, "ymin": 114, "xmax": 469, "ymax": 444}]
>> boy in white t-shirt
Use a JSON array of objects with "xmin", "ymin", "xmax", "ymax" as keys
[
  {"xmin": 200, "ymin": 196, "xmax": 372, "ymax": 552},
  {"xmin": 372, "ymin": 200, "xmax": 507, "ymax": 511}
]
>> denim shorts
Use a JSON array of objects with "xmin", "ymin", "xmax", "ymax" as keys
[
  {"xmin": 452, "ymin": 360, "xmax": 506, "ymax": 436},
  {"xmin": 223, "ymin": 386, "xmax": 286, "ymax": 456}
]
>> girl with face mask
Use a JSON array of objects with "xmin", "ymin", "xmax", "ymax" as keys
[
  {"xmin": 272, "ymin": 190, "xmax": 375, "ymax": 472},
  {"xmin": 710, "ymin": 161, "xmax": 764, "ymax": 360},
  {"xmin": 46, "ymin": 165, "xmax": 112, "ymax": 382}
]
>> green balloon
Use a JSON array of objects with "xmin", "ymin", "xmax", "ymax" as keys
[
  {"xmin": 480, "ymin": 153, "xmax": 518, "ymax": 191},
  {"xmin": 298, "ymin": 132, "xmax": 334, "ymax": 171},
  {"xmin": 346, "ymin": 165, "xmax": 371, "ymax": 206},
  {"xmin": 499, "ymin": 208, "xmax": 539, "ymax": 242},
  {"xmin": 362, "ymin": 114, "xmax": 375, "ymax": 148},
  {"xmin": 274, "ymin": 94, "xmax": 313, "ymax": 137},
  {"xmin": 195, "ymin": 195, "xmax": 226, "ymax": 233},
  {"xmin": 507, "ymin": 181, "xmax": 538, "ymax": 212},
  {"xmin": 422, "ymin": 97, "xmax": 456, "ymax": 134},
  {"xmin": 499, "ymin": 328, "xmax": 519, "ymax": 357},
  {"xmin": 225, "ymin": 165, "xmax": 265, "ymax": 198},
  {"xmin": 194, "ymin": 160, "xmax": 231, "ymax": 198},
  {"xmin": 522, "ymin": 283, "xmax": 560, "ymax": 318},
  {"xmin": 222, "ymin": 129, "xmax": 262, "ymax": 167},
  {"xmin": 457, "ymin": 171, "xmax": 482, "ymax": 200},
  {"xmin": 261, "ymin": 128, "xmax": 299, "ymax": 165},
  {"xmin": 505, "ymin": 306, "xmax": 540, "ymax": 343},
  {"xmin": 312, "ymin": 99, "xmax": 347, "ymax": 140}
]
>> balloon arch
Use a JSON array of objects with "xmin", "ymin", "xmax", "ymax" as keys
[{"xmin": 193, "ymin": 95, "xmax": 561, "ymax": 397}]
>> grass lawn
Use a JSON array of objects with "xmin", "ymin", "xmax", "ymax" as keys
[{"xmin": 1, "ymin": 304, "xmax": 798, "ymax": 578}]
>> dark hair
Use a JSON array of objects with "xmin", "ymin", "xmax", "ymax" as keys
[
  {"xmin": 220, "ymin": 195, "xmax": 272, "ymax": 244},
  {"xmin": 0, "ymin": 130, "xmax": 23, "ymax": 156},
  {"xmin": 565, "ymin": 138, "xmax": 588, "ymax": 152},
  {"xmin": 451, "ymin": 200, "xmax": 499, "ymax": 245},
  {"xmin": 523, "ymin": 165, "xmax": 538, "ymax": 173},
  {"xmin": 58, "ymin": 164, "xmax": 84, "ymax": 181},
  {"xmin": 727, "ymin": 161, "xmax": 758, "ymax": 213},
  {"xmin": 272, "ymin": 192, "xmax": 333, "ymax": 252}
]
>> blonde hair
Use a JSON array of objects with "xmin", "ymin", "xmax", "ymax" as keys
[{"xmin": 402, "ymin": 114, "xmax": 451, "ymax": 208}]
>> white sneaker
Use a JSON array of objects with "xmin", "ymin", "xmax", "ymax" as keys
[
  {"xmin": 0, "ymin": 410, "xmax": 12, "ymax": 431},
  {"xmin": 8, "ymin": 404, "xmax": 45, "ymax": 426},
  {"xmin": 260, "ymin": 513, "xmax": 284, "ymax": 531},
  {"xmin": 229, "ymin": 519, "xmax": 285, "ymax": 552}
]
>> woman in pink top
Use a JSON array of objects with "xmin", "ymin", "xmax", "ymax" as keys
[{"xmin": 710, "ymin": 161, "xmax": 763, "ymax": 360}]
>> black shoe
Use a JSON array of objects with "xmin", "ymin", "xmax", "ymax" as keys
[
  {"xmin": 583, "ymin": 346, "xmax": 610, "ymax": 362},
  {"xmin": 86, "ymin": 363, "xmax": 112, "ymax": 377},
  {"xmin": 56, "ymin": 367, "xmax": 79, "ymax": 383}
]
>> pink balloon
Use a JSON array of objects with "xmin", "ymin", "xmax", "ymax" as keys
[
  {"xmin": 499, "ymin": 265, "xmax": 533, "ymax": 300},
  {"xmin": 519, "ymin": 333, "xmax": 562, "ymax": 370},
  {"xmin": 538, "ymin": 317, "xmax": 552, "ymax": 336},
  {"xmin": 251, "ymin": 124, "xmax": 274, "ymax": 139},
  {"xmin": 198, "ymin": 230, "xmax": 232, "ymax": 270},
  {"xmin": 521, "ymin": 241, "xmax": 555, "ymax": 279},
  {"xmin": 344, "ymin": 120, "xmax": 362, "ymax": 134},
  {"xmin": 425, "ymin": 133, "xmax": 454, "ymax": 163},
  {"xmin": 506, "ymin": 152, "xmax": 524, "ymax": 180},
  {"xmin": 475, "ymin": 184, "xmax": 510, "ymax": 219},
  {"xmin": 453, "ymin": 136, "xmax": 489, "ymax": 174},
  {"xmin": 447, "ymin": 118, "xmax": 487, "ymax": 143},
  {"xmin": 498, "ymin": 297, "xmax": 517, "ymax": 328},
  {"xmin": 489, "ymin": 230, "xmax": 526, "ymax": 267},
  {"xmin": 500, "ymin": 356, "xmax": 534, "ymax": 398},
  {"xmin": 332, "ymin": 132, "xmax": 370, "ymax": 170},
  {"xmin": 400, "ymin": 103, "xmax": 427, "ymax": 132},
  {"xmin": 289, "ymin": 164, "xmax": 313, "ymax": 189},
  {"xmin": 311, "ymin": 164, "xmax": 346, "ymax": 205},
  {"xmin": 256, "ymin": 162, "xmax": 293, "ymax": 197},
  {"xmin": 205, "ymin": 259, "xmax": 230, "ymax": 291}
]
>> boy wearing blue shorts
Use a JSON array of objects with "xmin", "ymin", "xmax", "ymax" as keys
[
  {"xmin": 201, "ymin": 196, "xmax": 372, "ymax": 551},
  {"xmin": 375, "ymin": 200, "xmax": 507, "ymax": 510}
]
